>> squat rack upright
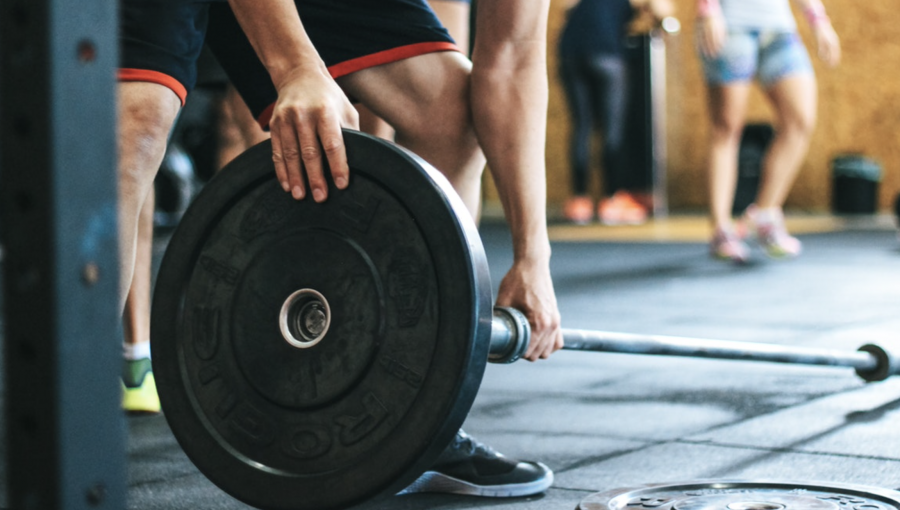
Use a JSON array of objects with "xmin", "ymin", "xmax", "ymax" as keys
[{"xmin": 1, "ymin": 0, "xmax": 125, "ymax": 508}]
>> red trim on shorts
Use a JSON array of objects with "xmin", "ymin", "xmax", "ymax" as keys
[
  {"xmin": 328, "ymin": 41, "xmax": 458, "ymax": 79},
  {"xmin": 256, "ymin": 41, "xmax": 459, "ymax": 129},
  {"xmin": 118, "ymin": 69, "xmax": 188, "ymax": 106}
]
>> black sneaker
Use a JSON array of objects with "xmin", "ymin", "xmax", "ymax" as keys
[{"xmin": 399, "ymin": 430, "xmax": 553, "ymax": 497}]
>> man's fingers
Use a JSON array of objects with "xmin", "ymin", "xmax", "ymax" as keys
[
  {"xmin": 319, "ymin": 113, "xmax": 349, "ymax": 190},
  {"xmin": 270, "ymin": 130, "xmax": 290, "ymax": 192},
  {"xmin": 283, "ymin": 126, "xmax": 306, "ymax": 200},
  {"xmin": 273, "ymin": 118, "xmax": 306, "ymax": 199},
  {"xmin": 523, "ymin": 312, "xmax": 561, "ymax": 361},
  {"xmin": 298, "ymin": 120, "xmax": 328, "ymax": 203},
  {"xmin": 271, "ymin": 106, "xmax": 355, "ymax": 200},
  {"xmin": 539, "ymin": 321, "xmax": 563, "ymax": 360}
]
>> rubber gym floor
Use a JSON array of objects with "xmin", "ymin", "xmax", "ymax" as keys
[{"xmin": 3, "ymin": 213, "xmax": 899, "ymax": 509}]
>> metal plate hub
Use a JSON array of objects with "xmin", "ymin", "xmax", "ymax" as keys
[{"xmin": 578, "ymin": 481, "xmax": 900, "ymax": 510}]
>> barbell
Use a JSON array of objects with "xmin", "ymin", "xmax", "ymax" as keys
[{"xmin": 150, "ymin": 130, "xmax": 899, "ymax": 510}]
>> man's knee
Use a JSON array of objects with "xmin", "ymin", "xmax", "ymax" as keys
[
  {"xmin": 118, "ymin": 82, "xmax": 180, "ymax": 193},
  {"xmin": 346, "ymin": 52, "xmax": 477, "ymax": 148},
  {"xmin": 397, "ymin": 67, "xmax": 475, "ymax": 144}
]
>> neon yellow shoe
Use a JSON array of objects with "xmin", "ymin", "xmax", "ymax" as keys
[{"xmin": 122, "ymin": 358, "xmax": 161, "ymax": 414}]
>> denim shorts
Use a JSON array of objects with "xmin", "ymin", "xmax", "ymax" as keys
[{"xmin": 700, "ymin": 30, "xmax": 813, "ymax": 87}]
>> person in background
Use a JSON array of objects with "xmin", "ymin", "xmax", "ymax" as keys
[
  {"xmin": 559, "ymin": 0, "xmax": 673, "ymax": 225},
  {"xmin": 697, "ymin": 0, "xmax": 840, "ymax": 263}
]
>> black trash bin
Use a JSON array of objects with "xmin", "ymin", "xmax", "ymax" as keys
[{"xmin": 832, "ymin": 155, "xmax": 881, "ymax": 214}]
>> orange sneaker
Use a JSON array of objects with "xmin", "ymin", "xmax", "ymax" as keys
[
  {"xmin": 630, "ymin": 191, "xmax": 655, "ymax": 211},
  {"xmin": 563, "ymin": 196, "xmax": 594, "ymax": 224},
  {"xmin": 598, "ymin": 191, "xmax": 648, "ymax": 226}
]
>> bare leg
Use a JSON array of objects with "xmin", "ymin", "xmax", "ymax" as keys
[
  {"xmin": 218, "ymin": 84, "xmax": 269, "ymax": 169},
  {"xmin": 755, "ymin": 74, "xmax": 817, "ymax": 209},
  {"xmin": 123, "ymin": 187, "xmax": 154, "ymax": 351},
  {"xmin": 117, "ymin": 82, "xmax": 181, "ymax": 306},
  {"xmin": 356, "ymin": 104, "xmax": 396, "ymax": 141},
  {"xmin": 338, "ymin": 52, "xmax": 486, "ymax": 217},
  {"xmin": 217, "ymin": 89, "xmax": 249, "ymax": 168},
  {"xmin": 706, "ymin": 82, "xmax": 751, "ymax": 230}
]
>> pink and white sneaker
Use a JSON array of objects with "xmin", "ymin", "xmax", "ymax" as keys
[
  {"xmin": 742, "ymin": 205, "xmax": 802, "ymax": 259},
  {"xmin": 710, "ymin": 227, "xmax": 750, "ymax": 264}
]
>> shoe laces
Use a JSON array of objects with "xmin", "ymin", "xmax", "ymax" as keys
[{"xmin": 452, "ymin": 430, "xmax": 497, "ymax": 458}]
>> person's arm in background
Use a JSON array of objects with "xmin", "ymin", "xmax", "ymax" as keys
[
  {"xmin": 226, "ymin": 0, "xmax": 359, "ymax": 202},
  {"xmin": 791, "ymin": 0, "xmax": 840, "ymax": 67},
  {"xmin": 695, "ymin": 0, "xmax": 726, "ymax": 58},
  {"xmin": 470, "ymin": 0, "xmax": 563, "ymax": 361}
]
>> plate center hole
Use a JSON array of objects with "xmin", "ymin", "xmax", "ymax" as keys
[{"xmin": 279, "ymin": 289, "xmax": 331, "ymax": 349}]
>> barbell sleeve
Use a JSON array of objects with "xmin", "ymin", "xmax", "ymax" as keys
[
  {"xmin": 490, "ymin": 307, "xmax": 898, "ymax": 382},
  {"xmin": 489, "ymin": 307, "xmax": 531, "ymax": 364}
]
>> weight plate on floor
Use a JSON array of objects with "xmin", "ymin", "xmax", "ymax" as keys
[
  {"xmin": 151, "ymin": 130, "xmax": 492, "ymax": 510},
  {"xmin": 577, "ymin": 480, "xmax": 900, "ymax": 510}
]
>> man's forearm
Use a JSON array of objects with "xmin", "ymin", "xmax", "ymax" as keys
[
  {"xmin": 471, "ymin": 56, "xmax": 550, "ymax": 262},
  {"xmin": 226, "ymin": 0, "xmax": 325, "ymax": 88},
  {"xmin": 470, "ymin": 0, "xmax": 552, "ymax": 263}
]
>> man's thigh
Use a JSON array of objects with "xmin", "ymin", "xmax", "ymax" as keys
[
  {"xmin": 337, "ymin": 51, "xmax": 472, "ymax": 136},
  {"xmin": 206, "ymin": 0, "xmax": 459, "ymax": 129}
]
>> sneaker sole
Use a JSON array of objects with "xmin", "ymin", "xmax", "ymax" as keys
[
  {"xmin": 761, "ymin": 245, "xmax": 802, "ymax": 259},
  {"xmin": 122, "ymin": 372, "xmax": 162, "ymax": 414},
  {"xmin": 710, "ymin": 251, "xmax": 749, "ymax": 265},
  {"xmin": 398, "ymin": 463, "xmax": 554, "ymax": 498}
]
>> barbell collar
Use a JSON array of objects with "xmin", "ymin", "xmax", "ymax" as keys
[{"xmin": 489, "ymin": 307, "xmax": 531, "ymax": 364}]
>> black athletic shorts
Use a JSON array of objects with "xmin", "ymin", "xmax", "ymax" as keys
[{"xmin": 119, "ymin": 0, "xmax": 458, "ymax": 127}]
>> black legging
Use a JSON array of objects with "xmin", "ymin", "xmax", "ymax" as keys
[{"xmin": 559, "ymin": 53, "xmax": 629, "ymax": 197}]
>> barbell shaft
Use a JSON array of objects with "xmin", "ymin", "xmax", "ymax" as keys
[
  {"xmin": 490, "ymin": 307, "xmax": 896, "ymax": 382},
  {"xmin": 561, "ymin": 328, "xmax": 878, "ymax": 371}
]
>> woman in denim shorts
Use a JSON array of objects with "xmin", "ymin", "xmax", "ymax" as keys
[{"xmin": 696, "ymin": 0, "xmax": 840, "ymax": 263}]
